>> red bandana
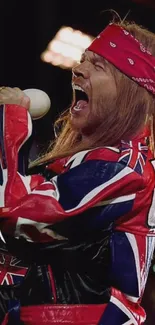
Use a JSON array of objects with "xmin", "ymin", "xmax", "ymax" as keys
[{"xmin": 88, "ymin": 24, "xmax": 155, "ymax": 95}]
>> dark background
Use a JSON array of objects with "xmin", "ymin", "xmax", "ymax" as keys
[{"xmin": 1, "ymin": 0, "xmax": 155, "ymax": 323}]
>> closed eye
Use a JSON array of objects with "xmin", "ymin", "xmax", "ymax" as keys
[
  {"xmin": 95, "ymin": 64, "xmax": 105, "ymax": 70},
  {"xmin": 91, "ymin": 57, "xmax": 106, "ymax": 71}
]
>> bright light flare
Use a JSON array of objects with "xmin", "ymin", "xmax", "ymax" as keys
[{"xmin": 41, "ymin": 26, "xmax": 94, "ymax": 69}]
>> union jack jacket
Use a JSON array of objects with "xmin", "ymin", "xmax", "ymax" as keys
[{"xmin": 0, "ymin": 103, "xmax": 155, "ymax": 325}]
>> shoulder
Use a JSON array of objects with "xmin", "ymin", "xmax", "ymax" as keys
[
  {"xmin": 64, "ymin": 147, "xmax": 125, "ymax": 175},
  {"xmin": 85, "ymin": 146, "xmax": 120, "ymax": 162},
  {"xmin": 63, "ymin": 147, "xmax": 146, "ymax": 188}
]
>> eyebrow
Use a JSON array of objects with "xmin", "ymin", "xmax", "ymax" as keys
[{"xmin": 80, "ymin": 52, "xmax": 107, "ymax": 66}]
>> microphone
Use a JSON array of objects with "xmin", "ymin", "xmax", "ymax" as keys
[
  {"xmin": 23, "ymin": 88, "xmax": 51, "ymax": 120},
  {"xmin": 18, "ymin": 89, "xmax": 51, "ymax": 175}
]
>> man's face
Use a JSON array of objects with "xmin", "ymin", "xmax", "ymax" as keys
[{"xmin": 70, "ymin": 50, "xmax": 117, "ymax": 136}]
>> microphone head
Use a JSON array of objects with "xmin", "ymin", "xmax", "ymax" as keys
[{"xmin": 23, "ymin": 88, "xmax": 51, "ymax": 120}]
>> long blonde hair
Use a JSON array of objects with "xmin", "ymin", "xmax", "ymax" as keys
[{"xmin": 30, "ymin": 20, "xmax": 155, "ymax": 167}]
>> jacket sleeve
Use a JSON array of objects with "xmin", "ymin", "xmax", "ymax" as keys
[
  {"xmin": 98, "ymin": 231, "xmax": 148, "ymax": 324},
  {"xmin": 0, "ymin": 104, "xmax": 144, "ymax": 242}
]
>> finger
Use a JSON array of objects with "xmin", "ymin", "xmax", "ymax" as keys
[
  {"xmin": 0, "ymin": 87, "xmax": 6, "ymax": 91},
  {"xmin": 7, "ymin": 87, "xmax": 22, "ymax": 96},
  {"xmin": 0, "ymin": 87, "xmax": 23, "ymax": 101},
  {"xmin": 0, "ymin": 87, "xmax": 14, "ymax": 97},
  {"xmin": 13, "ymin": 87, "xmax": 27, "ymax": 99},
  {"xmin": 0, "ymin": 87, "xmax": 22, "ymax": 95},
  {"xmin": 2, "ymin": 87, "xmax": 16, "ymax": 93},
  {"xmin": 0, "ymin": 86, "xmax": 30, "ymax": 108},
  {"xmin": 0, "ymin": 88, "xmax": 15, "ymax": 103},
  {"xmin": 20, "ymin": 96, "xmax": 30, "ymax": 110},
  {"xmin": 13, "ymin": 87, "xmax": 22, "ymax": 91},
  {"xmin": 0, "ymin": 91, "xmax": 11, "ymax": 101},
  {"xmin": 0, "ymin": 87, "xmax": 22, "ymax": 97}
]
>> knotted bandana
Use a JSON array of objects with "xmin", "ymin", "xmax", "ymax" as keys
[{"xmin": 88, "ymin": 24, "xmax": 155, "ymax": 95}]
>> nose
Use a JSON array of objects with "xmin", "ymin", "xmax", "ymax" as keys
[{"xmin": 72, "ymin": 62, "xmax": 90, "ymax": 79}]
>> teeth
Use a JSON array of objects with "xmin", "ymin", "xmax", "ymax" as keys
[
  {"xmin": 73, "ymin": 105, "xmax": 82, "ymax": 111},
  {"xmin": 72, "ymin": 83, "xmax": 85, "ymax": 92},
  {"xmin": 69, "ymin": 105, "xmax": 82, "ymax": 115}
]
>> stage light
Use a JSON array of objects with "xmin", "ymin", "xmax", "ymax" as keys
[{"xmin": 41, "ymin": 26, "xmax": 94, "ymax": 69}]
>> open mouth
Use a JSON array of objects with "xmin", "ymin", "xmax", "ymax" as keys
[{"xmin": 72, "ymin": 84, "xmax": 89, "ymax": 112}]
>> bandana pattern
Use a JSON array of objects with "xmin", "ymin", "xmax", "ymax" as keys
[{"xmin": 88, "ymin": 24, "xmax": 155, "ymax": 95}]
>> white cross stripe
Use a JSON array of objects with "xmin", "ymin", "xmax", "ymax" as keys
[
  {"xmin": 31, "ymin": 189, "xmax": 56, "ymax": 198},
  {"xmin": 65, "ymin": 150, "xmax": 92, "ymax": 168},
  {"xmin": 65, "ymin": 146, "xmax": 120, "ymax": 169},
  {"xmin": 65, "ymin": 166, "xmax": 134, "ymax": 213},
  {"xmin": 0, "ymin": 169, "xmax": 8, "ymax": 207},
  {"xmin": 17, "ymin": 173, "xmax": 31, "ymax": 194},
  {"xmin": 111, "ymin": 296, "xmax": 139, "ymax": 325},
  {"xmin": 94, "ymin": 194, "xmax": 136, "ymax": 207},
  {"xmin": 125, "ymin": 233, "xmax": 141, "ymax": 297}
]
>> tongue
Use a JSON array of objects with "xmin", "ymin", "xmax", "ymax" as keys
[{"xmin": 76, "ymin": 100, "xmax": 88, "ymax": 109}]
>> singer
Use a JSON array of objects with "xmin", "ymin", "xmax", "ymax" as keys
[{"xmin": 0, "ymin": 21, "xmax": 155, "ymax": 325}]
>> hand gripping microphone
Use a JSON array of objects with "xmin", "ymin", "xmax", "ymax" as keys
[{"xmin": 23, "ymin": 88, "xmax": 51, "ymax": 119}]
